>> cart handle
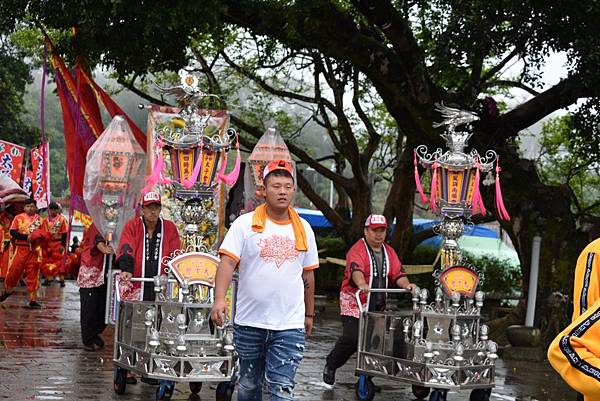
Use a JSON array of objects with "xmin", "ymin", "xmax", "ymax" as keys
[
  {"xmin": 121, "ymin": 277, "xmax": 180, "ymax": 283},
  {"xmin": 355, "ymin": 288, "xmax": 412, "ymax": 314}
]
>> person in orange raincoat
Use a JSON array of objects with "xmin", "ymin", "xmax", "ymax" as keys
[
  {"xmin": 548, "ymin": 238, "xmax": 600, "ymax": 401},
  {"xmin": 40, "ymin": 202, "xmax": 68, "ymax": 286},
  {"xmin": 0, "ymin": 204, "xmax": 15, "ymax": 281},
  {"xmin": 0, "ymin": 198, "xmax": 46, "ymax": 308}
]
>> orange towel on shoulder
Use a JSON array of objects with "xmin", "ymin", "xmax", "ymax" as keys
[{"xmin": 251, "ymin": 204, "xmax": 307, "ymax": 251}]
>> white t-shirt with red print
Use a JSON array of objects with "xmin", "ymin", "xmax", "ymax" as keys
[{"xmin": 219, "ymin": 211, "xmax": 319, "ymax": 330}]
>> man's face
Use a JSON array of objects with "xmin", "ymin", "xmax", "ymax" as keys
[
  {"xmin": 24, "ymin": 203, "xmax": 36, "ymax": 216},
  {"xmin": 48, "ymin": 209, "xmax": 59, "ymax": 218},
  {"xmin": 264, "ymin": 174, "xmax": 295, "ymax": 211},
  {"xmin": 142, "ymin": 203, "xmax": 161, "ymax": 224},
  {"xmin": 364, "ymin": 226, "xmax": 387, "ymax": 248}
]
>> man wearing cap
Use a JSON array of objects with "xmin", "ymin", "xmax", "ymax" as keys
[
  {"xmin": 322, "ymin": 214, "xmax": 416, "ymax": 385},
  {"xmin": 211, "ymin": 159, "xmax": 319, "ymax": 401},
  {"xmin": 116, "ymin": 191, "xmax": 180, "ymax": 302},
  {"xmin": 41, "ymin": 201, "xmax": 68, "ymax": 286},
  {"xmin": 0, "ymin": 199, "xmax": 45, "ymax": 308}
]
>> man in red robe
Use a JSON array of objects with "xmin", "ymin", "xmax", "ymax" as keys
[
  {"xmin": 41, "ymin": 202, "xmax": 68, "ymax": 286},
  {"xmin": 0, "ymin": 199, "xmax": 46, "ymax": 308},
  {"xmin": 323, "ymin": 214, "xmax": 416, "ymax": 386},
  {"xmin": 116, "ymin": 191, "xmax": 180, "ymax": 301}
]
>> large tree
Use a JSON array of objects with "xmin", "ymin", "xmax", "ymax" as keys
[{"xmin": 7, "ymin": 0, "xmax": 600, "ymax": 334}]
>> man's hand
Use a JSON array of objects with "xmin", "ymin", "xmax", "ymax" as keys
[
  {"xmin": 98, "ymin": 242, "xmax": 114, "ymax": 255},
  {"xmin": 305, "ymin": 316, "xmax": 314, "ymax": 337},
  {"xmin": 404, "ymin": 283, "xmax": 417, "ymax": 291},
  {"xmin": 211, "ymin": 299, "xmax": 228, "ymax": 327},
  {"xmin": 358, "ymin": 283, "xmax": 370, "ymax": 293},
  {"xmin": 119, "ymin": 271, "xmax": 132, "ymax": 281}
]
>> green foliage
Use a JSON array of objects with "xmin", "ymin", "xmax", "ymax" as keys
[
  {"xmin": 314, "ymin": 234, "xmax": 347, "ymax": 293},
  {"xmin": 0, "ymin": 35, "xmax": 38, "ymax": 147},
  {"xmin": 538, "ymin": 115, "xmax": 600, "ymax": 215},
  {"xmin": 463, "ymin": 252, "xmax": 520, "ymax": 294}
]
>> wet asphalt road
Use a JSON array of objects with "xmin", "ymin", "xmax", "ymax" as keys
[{"xmin": 0, "ymin": 282, "xmax": 577, "ymax": 401}]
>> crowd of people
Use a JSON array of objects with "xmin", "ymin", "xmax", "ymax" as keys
[
  {"xmin": 0, "ymin": 200, "xmax": 81, "ymax": 308},
  {"xmin": 0, "ymin": 160, "xmax": 419, "ymax": 400}
]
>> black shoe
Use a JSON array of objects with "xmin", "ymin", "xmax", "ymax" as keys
[
  {"xmin": 42, "ymin": 280, "xmax": 52, "ymax": 286},
  {"xmin": 93, "ymin": 335, "xmax": 105, "ymax": 348},
  {"xmin": 140, "ymin": 377, "xmax": 160, "ymax": 385},
  {"xmin": 323, "ymin": 365, "xmax": 336, "ymax": 385},
  {"xmin": 28, "ymin": 301, "xmax": 42, "ymax": 309},
  {"xmin": 126, "ymin": 376, "xmax": 138, "ymax": 385},
  {"xmin": 0, "ymin": 292, "xmax": 11, "ymax": 302},
  {"xmin": 83, "ymin": 343, "xmax": 96, "ymax": 352},
  {"xmin": 59, "ymin": 280, "xmax": 65, "ymax": 287}
]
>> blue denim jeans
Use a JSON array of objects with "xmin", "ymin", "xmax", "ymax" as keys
[{"xmin": 234, "ymin": 324, "xmax": 305, "ymax": 401}]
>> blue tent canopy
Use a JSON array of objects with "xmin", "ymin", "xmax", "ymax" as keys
[
  {"xmin": 295, "ymin": 210, "xmax": 498, "ymax": 240},
  {"xmin": 413, "ymin": 218, "xmax": 499, "ymax": 247},
  {"xmin": 295, "ymin": 207, "xmax": 333, "ymax": 228}
]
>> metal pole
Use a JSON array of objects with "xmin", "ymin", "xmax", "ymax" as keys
[{"xmin": 525, "ymin": 236, "xmax": 541, "ymax": 327}]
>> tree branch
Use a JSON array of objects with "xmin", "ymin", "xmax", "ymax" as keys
[
  {"xmin": 483, "ymin": 79, "xmax": 541, "ymax": 96},
  {"xmin": 296, "ymin": 169, "xmax": 349, "ymax": 231},
  {"xmin": 116, "ymin": 77, "xmax": 169, "ymax": 106},
  {"xmin": 488, "ymin": 74, "xmax": 596, "ymax": 140}
]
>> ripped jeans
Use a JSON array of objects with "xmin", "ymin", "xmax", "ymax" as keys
[{"xmin": 234, "ymin": 324, "xmax": 305, "ymax": 401}]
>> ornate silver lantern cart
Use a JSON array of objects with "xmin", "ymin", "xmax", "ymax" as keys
[
  {"xmin": 354, "ymin": 105, "xmax": 503, "ymax": 401},
  {"xmin": 112, "ymin": 65, "xmax": 239, "ymax": 401}
]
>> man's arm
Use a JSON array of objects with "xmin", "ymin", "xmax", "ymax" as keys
[
  {"xmin": 395, "ymin": 276, "xmax": 416, "ymax": 290},
  {"xmin": 351, "ymin": 269, "xmax": 370, "ymax": 293},
  {"xmin": 302, "ymin": 269, "xmax": 315, "ymax": 336},
  {"xmin": 211, "ymin": 254, "xmax": 238, "ymax": 326}
]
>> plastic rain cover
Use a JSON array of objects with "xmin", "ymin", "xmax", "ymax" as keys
[{"xmin": 83, "ymin": 116, "xmax": 146, "ymax": 245}]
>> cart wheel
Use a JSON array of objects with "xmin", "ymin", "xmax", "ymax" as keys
[
  {"xmin": 429, "ymin": 389, "xmax": 448, "ymax": 401},
  {"xmin": 156, "ymin": 380, "xmax": 175, "ymax": 401},
  {"xmin": 469, "ymin": 388, "xmax": 491, "ymax": 401},
  {"xmin": 113, "ymin": 367, "xmax": 127, "ymax": 395},
  {"xmin": 412, "ymin": 384, "xmax": 431, "ymax": 399},
  {"xmin": 189, "ymin": 382, "xmax": 202, "ymax": 394},
  {"xmin": 355, "ymin": 375, "xmax": 375, "ymax": 401},
  {"xmin": 215, "ymin": 382, "xmax": 234, "ymax": 401}
]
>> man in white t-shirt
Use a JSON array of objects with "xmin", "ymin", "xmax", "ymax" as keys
[{"xmin": 211, "ymin": 159, "xmax": 319, "ymax": 401}]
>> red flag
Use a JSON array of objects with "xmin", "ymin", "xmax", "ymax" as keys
[
  {"xmin": 0, "ymin": 140, "xmax": 26, "ymax": 184},
  {"xmin": 47, "ymin": 36, "xmax": 146, "ymax": 214},
  {"xmin": 30, "ymin": 143, "xmax": 50, "ymax": 208}
]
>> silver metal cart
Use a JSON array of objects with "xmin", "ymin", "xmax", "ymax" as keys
[
  {"xmin": 112, "ymin": 276, "xmax": 237, "ymax": 401},
  {"xmin": 355, "ymin": 288, "xmax": 496, "ymax": 401}
]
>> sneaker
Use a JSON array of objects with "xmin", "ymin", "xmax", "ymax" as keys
[
  {"xmin": 60, "ymin": 281, "xmax": 65, "ymax": 287},
  {"xmin": 93, "ymin": 335, "xmax": 105, "ymax": 348},
  {"xmin": 323, "ymin": 365, "xmax": 336, "ymax": 385},
  {"xmin": 28, "ymin": 301, "xmax": 42, "ymax": 309},
  {"xmin": 0, "ymin": 292, "xmax": 12, "ymax": 302}
]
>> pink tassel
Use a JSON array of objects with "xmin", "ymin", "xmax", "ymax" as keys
[
  {"xmin": 182, "ymin": 145, "xmax": 204, "ymax": 189},
  {"xmin": 429, "ymin": 161, "xmax": 438, "ymax": 212},
  {"xmin": 495, "ymin": 158, "xmax": 511, "ymax": 221},
  {"xmin": 471, "ymin": 163, "xmax": 486, "ymax": 216},
  {"xmin": 142, "ymin": 140, "xmax": 172, "ymax": 193},
  {"xmin": 218, "ymin": 134, "xmax": 241, "ymax": 186},
  {"xmin": 414, "ymin": 150, "xmax": 428, "ymax": 204}
]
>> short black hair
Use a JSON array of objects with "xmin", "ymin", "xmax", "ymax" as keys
[
  {"xmin": 24, "ymin": 198, "xmax": 36, "ymax": 206},
  {"xmin": 49, "ymin": 202, "xmax": 60, "ymax": 210},
  {"xmin": 264, "ymin": 169, "xmax": 294, "ymax": 184}
]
